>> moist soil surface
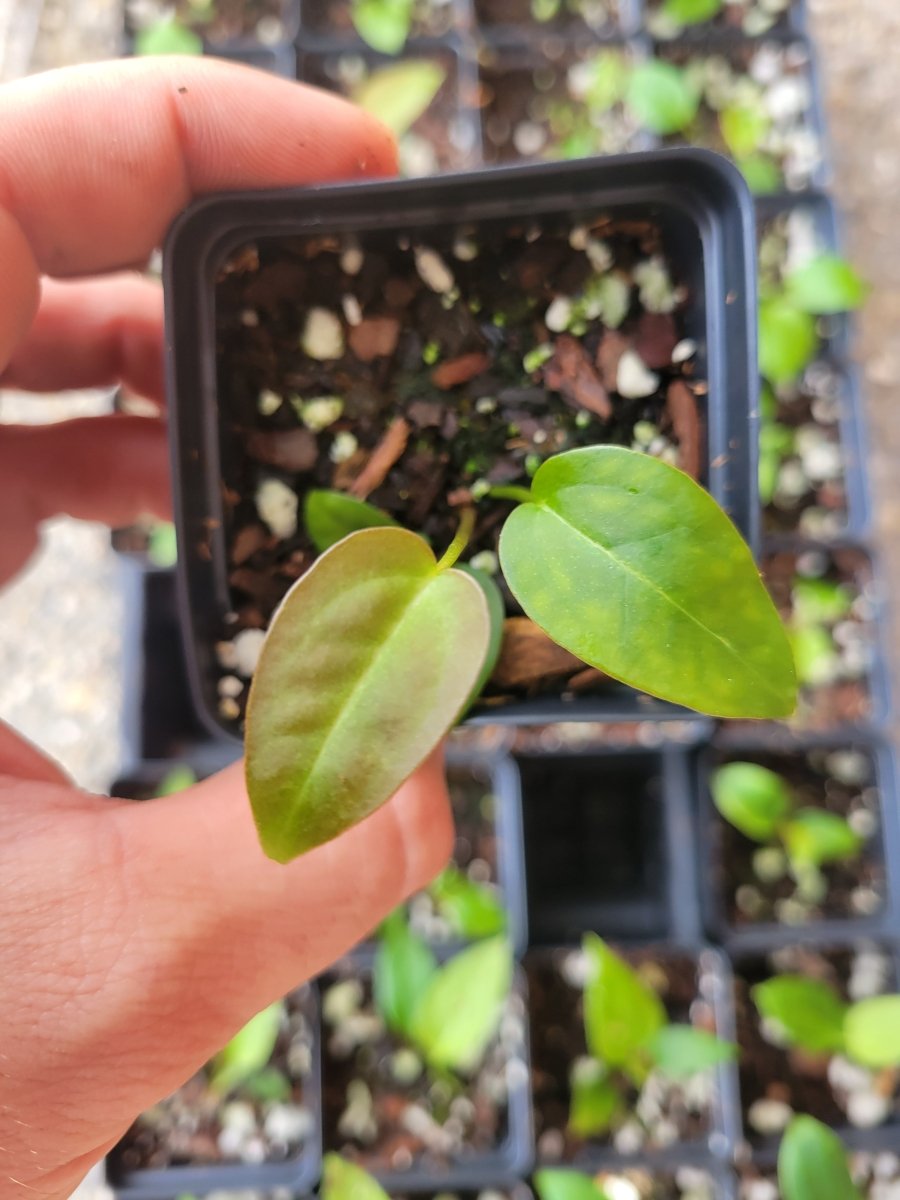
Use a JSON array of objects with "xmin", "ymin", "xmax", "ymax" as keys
[
  {"xmin": 710, "ymin": 745, "xmax": 885, "ymax": 929},
  {"xmin": 527, "ymin": 947, "xmax": 718, "ymax": 1159},
  {"xmin": 212, "ymin": 211, "xmax": 702, "ymax": 728},
  {"xmin": 110, "ymin": 990, "xmax": 316, "ymax": 1174}
]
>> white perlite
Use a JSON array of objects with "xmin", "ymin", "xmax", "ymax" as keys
[
  {"xmin": 298, "ymin": 395, "xmax": 344, "ymax": 432},
  {"xmin": 747, "ymin": 1097, "xmax": 793, "ymax": 1135},
  {"xmin": 232, "ymin": 629, "xmax": 266, "ymax": 678},
  {"xmin": 414, "ymin": 246, "xmax": 455, "ymax": 294},
  {"xmin": 301, "ymin": 307, "xmax": 344, "ymax": 360},
  {"xmin": 257, "ymin": 388, "xmax": 283, "ymax": 416},
  {"xmin": 256, "ymin": 477, "xmax": 298, "ymax": 539},
  {"xmin": 330, "ymin": 431, "xmax": 359, "ymax": 463},
  {"xmin": 340, "ymin": 240, "xmax": 364, "ymax": 275},
  {"xmin": 617, "ymin": 350, "xmax": 660, "ymax": 399},
  {"xmin": 545, "ymin": 296, "xmax": 573, "ymax": 333}
]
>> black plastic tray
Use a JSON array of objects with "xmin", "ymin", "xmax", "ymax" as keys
[{"xmin": 164, "ymin": 148, "xmax": 759, "ymax": 742}]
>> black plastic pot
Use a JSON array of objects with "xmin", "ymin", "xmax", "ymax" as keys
[
  {"xmin": 526, "ymin": 943, "xmax": 741, "ymax": 1167},
  {"xmin": 319, "ymin": 960, "xmax": 534, "ymax": 1189},
  {"xmin": 164, "ymin": 149, "xmax": 759, "ymax": 742},
  {"xmin": 109, "ymin": 984, "xmax": 322, "ymax": 1200},
  {"xmin": 696, "ymin": 732, "xmax": 900, "ymax": 952}
]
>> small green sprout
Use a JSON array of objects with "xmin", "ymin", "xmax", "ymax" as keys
[
  {"xmin": 134, "ymin": 15, "xmax": 203, "ymax": 55},
  {"xmin": 568, "ymin": 935, "xmax": 736, "ymax": 1137},
  {"xmin": 657, "ymin": 0, "xmax": 723, "ymax": 26},
  {"xmin": 207, "ymin": 1000, "xmax": 286, "ymax": 1097},
  {"xmin": 778, "ymin": 1115, "xmax": 862, "ymax": 1200},
  {"xmin": 624, "ymin": 61, "xmax": 700, "ymax": 135},
  {"xmin": 757, "ymin": 383, "xmax": 794, "ymax": 507},
  {"xmin": 534, "ymin": 1168, "xmax": 618, "ymax": 1200},
  {"xmin": 147, "ymin": 521, "xmax": 178, "ymax": 568},
  {"xmin": 351, "ymin": 0, "xmax": 415, "ymax": 54},
  {"xmin": 427, "ymin": 865, "xmax": 507, "ymax": 939},
  {"xmin": 753, "ymin": 974, "xmax": 900, "ymax": 1071},
  {"xmin": 374, "ymin": 910, "xmax": 513, "ymax": 1076},
  {"xmin": 788, "ymin": 573, "xmax": 854, "ymax": 689},
  {"xmin": 352, "ymin": 60, "xmax": 446, "ymax": 140},
  {"xmin": 712, "ymin": 760, "xmax": 863, "ymax": 901},
  {"xmin": 322, "ymin": 1154, "xmax": 390, "ymax": 1200}
]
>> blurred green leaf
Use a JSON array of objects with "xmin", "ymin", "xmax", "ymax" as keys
[
  {"xmin": 792, "ymin": 576, "xmax": 854, "ymax": 625},
  {"xmin": 778, "ymin": 1116, "xmax": 862, "ymax": 1200},
  {"xmin": 428, "ymin": 866, "xmax": 507, "ymax": 939},
  {"xmin": 147, "ymin": 521, "xmax": 178, "ymax": 568},
  {"xmin": 323, "ymin": 1153, "xmax": 391, "ymax": 1200},
  {"xmin": 157, "ymin": 764, "xmax": 197, "ymax": 797},
  {"xmin": 351, "ymin": 0, "xmax": 415, "ymax": 54},
  {"xmin": 783, "ymin": 809, "xmax": 862, "ymax": 870},
  {"xmin": 374, "ymin": 908, "xmax": 437, "ymax": 1039},
  {"xmin": 844, "ymin": 995, "xmax": 900, "ymax": 1069},
  {"xmin": 567, "ymin": 1065, "xmax": 621, "ymax": 1137},
  {"xmin": 208, "ymin": 1001, "xmax": 283, "ymax": 1095},
  {"xmin": 789, "ymin": 624, "xmax": 838, "ymax": 689},
  {"xmin": 134, "ymin": 17, "xmax": 203, "ymax": 55},
  {"xmin": 304, "ymin": 489, "xmax": 398, "ymax": 554},
  {"xmin": 353, "ymin": 61, "xmax": 446, "ymax": 139},
  {"xmin": 786, "ymin": 255, "xmax": 869, "ymax": 316},
  {"xmin": 711, "ymin": 762, "xmax": 793, "ymax": 842},
  {"xmin": 758, "ymin": 421, "xmax": 794, "ymax": 506},
  {"xmin": 758, "ymin": 298, "xmax": 818, "ymax": 385},
  {"xmin": 646, "ymin": 1024, "xmax": 737, "ymax": 1080},
  {"xmin": 660, "ymin": 0, "xmax": 722, "ymax": 22},
  {"xmin": 737, "ymin": 152, "xmax": 783, "ymax": 195},
  {"xmin": 752, "ymin": 975, "xmax": 847, "ymax": 1055},
  {"xmin": 720, "ymin": 103, "xmax": 770, "ymax": 158},
  {"xmin": 625, "ymin": 61, "xmax": 700, "ymax": 134},
  {"xmin": 582, "ymin": 51, "xmax": 630, "ymax": 115},
  {"xmin": 535, "ymin": 1169, "xmax": 610, "ymax": 1200},
  {"xmin": 457, "ymin": 563, "xmax": 505, "ymax": 712}
]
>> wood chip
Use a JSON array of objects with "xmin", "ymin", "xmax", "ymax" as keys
[
  {"xmin": 407, "ymin": 399, "xmax": 444, "ymax": 428},
  {"xmin": 634, "ymin": 313, "xmax": 679, "ymax": 369},
  {"xmin": 666, "ymin": 380, "xmax": 703, "ymax": 480},
  {"xmin": 491, "ymin": 617, "xmax": 585, "ymax": 690},
  {"xmin": 348, "ymin": 315, "xmax": 401, "ymax": 362},
  {"xmin": 246, "ymin": 427, "xmax": 318, "ymax": 472},
  {"xmin": 544, "ymin": 334, "xmax": 612, "ymax": 419},
  {"xmin": 596, "ymin": 330, "xmax": 630, "ymax": 393},
  {"xmin": 431, "ymin": 351, "xmax": 490, "ymax": 390},
  {"xmin": 348, "ymin": 417, "xmax": 410, "ymax": 499}
]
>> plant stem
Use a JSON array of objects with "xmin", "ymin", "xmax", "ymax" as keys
[
  {"xmin": 488, "ymin": 484, "xmax": 533, "ymax": 505},
  {"xmin": 436, "ymin": 507, "xmax": 476, "ymax": 572}
]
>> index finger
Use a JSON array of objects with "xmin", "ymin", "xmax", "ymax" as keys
[{"xmin": 0, "ymin": 56, "xmax": 397, "ymax": 367}]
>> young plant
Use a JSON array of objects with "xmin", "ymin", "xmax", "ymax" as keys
[
  {"xmin": 778, "ymin": 1115, "xmax": 862, "ymax": 1200},
  {"xmin": 322, "ymin": 1154, "xmax": 391, "ymax": 1200},
  {"xmin": 534, "ymin": 1167, "xmax": 634, "ymax": 1200},
  {"xmin": 351, "ymin": 0, "xmax": 415, "ymax": 53},
  {"xmin": 712, "ymin": 760, "xmax": 863, "ymax": 903},
  {"xmin": 207, "ymin": 1000, "xmax": 286, "ymax": 1098},
  {"xmin": 426, "ymin": 865, "xmax": 507, "ymax": 939},
  {"xmin": 147, "ymin": 520, "xmax": 178, "ymax": 568},
  {"xmin": 758, "ymin": 253, "xmax": 867, "ymax": 386},
  {"xmin": 245, "ymin": 444, "xmax": 796, "ymax": 863},
  {"xmin": 567, "ymin": 934, "xmax": 736, "ymax": 1137},
  {"xmin": 753, "ymin": 973, "xmax": 900, "ymax": 1073},
  {"xmin": 372, "ymin": 910, "xmax": 513, "ymax": 1077},
  {"xmin": 134, "ymin": 15, "xmax": 203, "ymax": 55},
  {"xmin": 351, "ymin": 60, "xmax": 446, "ymax": 141}
]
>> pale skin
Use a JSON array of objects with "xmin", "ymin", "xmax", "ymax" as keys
[{"xmin": 0, "ymin": 57, "xmax": 453, "ymax": 1199}]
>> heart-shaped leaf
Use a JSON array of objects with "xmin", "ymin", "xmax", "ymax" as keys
[
  {"xmin": 646, "ymin": 1024, "xmax": 737, "ymax": 1080},
  {"xmin": 711, "ymin": 762, "xmax": 793, "ymax": 842},
  {"xmin": 499, "ymin": 446, "xmax": 796, "ymax": 718},
  {"xmin": 304, "ymin": 489, "xmax": 399, "ymax": 553},
  {"xmin": 351, "ymin": 0, "xmax": 415, "ymax": 54},
  {"xmin": 844, "ymin": 995, "xmax": 900, "ymax": 1069},
  {"xmin": 786, "ymin": 255, "xmax": 868, "ymax": 316},
  {"xmin": 323, "ymin": 1154, "xmax": 391, "ymax": 1200},
  {"xmin": 752, "ymin": 975, "xmax": 847, "ymax": 1055},
  {"xmin": 374, "ymin": 908, "xmax": 437, "ymax": 1038},
  {"xmin": 778, "ymin": 1116, "xmax": 862, "ymax": 1200},
  {"xmin": 720, "ymin": 103, "xmax": 770, "ymax": 158},
  {"xmin": 582, "ymin": 934, "xmax": 666, "ymax": 1076},
  {"xmin": 245, "ymin": 527, "xmax": 489, "ymax": 862},
  {"xmin": 208, "ymin": 1001, "xmax": 283, "ymax": 1095},
  {"xmin": 352, "ymin": 61, "xmax": 446, "ymax": 139},
  {"xmin": 783, "ymin": 809, "xmax": 862, "ymax": 870},
  {"xmin": 409, "ymin": 935, "xmax": 512, "ymax": 1074}
]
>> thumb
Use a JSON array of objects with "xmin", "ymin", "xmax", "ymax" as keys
[{"xmin": 1, "ymin": 749, "xmax": 452, "ymax": 1199}]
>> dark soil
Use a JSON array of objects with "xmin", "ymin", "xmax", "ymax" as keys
[
  {"xmin": 527, "ymin": 947, "xmax": 719, "ymax": 1159},
  {"xmin": 710, "ymin": 745, "xmax": 885, "ymax": 928},
  {"xmin": 448, "ymin": 761, "xmax": 501, "ymax": 879},
  {"xmin": 127, "ymin": 0, "xmax": 293, "ymax": 43},
  {"xmin": 733, "ymin": 944, "xmax": 900, "ymax": 1142},
  {"xmin": 300, "ymin": 0, "xmax": 458, "ymax": 40},
  {"xmin": 478, "ymin": 46, "xmax": 644, "ymax": 165},
  {"xmin": 321, "ymin": 968, "xmax": 524, "ymax": 1173},
  {"xmin": 109, "ymin": 989, "xmax": 316, "ymax": 1174},
  {"xmin": 474, "ymin": 0, "xmax": 623, "ymax": 37},
  {"xmin": 211, "ymin": 210, "xmax": 703, "ymax": 728}
]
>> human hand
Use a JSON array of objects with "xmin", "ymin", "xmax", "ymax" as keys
[{"xmin": 0, "ymin": 58, "xmax": 453, "ymax": 1200}]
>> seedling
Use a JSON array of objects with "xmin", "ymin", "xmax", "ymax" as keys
[
  {"xmin": 351, "ymin": 0, "xmax": 415, "ymax": 53},
  {"xmin": 134, "ymin": 15, "xmax": 203, "ymax": 55},
  {"xmin": 351, "ymin": 60, "xmax": 446, "ymax": 141},
  {"xmin": 753, "ymin": 973, "xmax": 900, "ymax": 1072},
  {"xmin": 372, "ymin": 910, "xmax": 513, "ymax": 1077},
  {"xmin": 712, "ymin": 760, "xmax": 863, "ymax": 903},
  {"xmin": 147, "ymin": 521, "xmax": 178, "ymax": 569},
  {"xmin": 535, "ymin": 1167, "xmax": 643, "ymax": 1200},
  {"xmin": 245, "ymin": 444, "xmax": 795, "ymax": 863},
  {"xmin": 426, "ymin": 865, "xmax": 507, "ymax": 939},
  {"xmin": 208, "ymin": 1000, "xmax": 287, "ymax": 1099},
  {"xmin": 758, "ymin": 253, "xmax": 867, "ymax": 387},
  {"xmin": 789, "ymin": 573, "xmax": 855, "ymax": 690},
  {"xmin": 778, "ymin": 1115, "xmax": 862, "ymax": 1200},
  {"xmin": 323, "ymin": 1154, "xmax": 390, "ymax": 1200},
  {"xmin": 566, "ymin": 934, "xmax": 736, "ymax": 1137}
]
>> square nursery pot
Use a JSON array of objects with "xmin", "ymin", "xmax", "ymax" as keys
[
  {"xmin": 655, "ymin": 40, "xmax": 829, "ymax": 196},
  {"xmin": 123, "ymin": 0, "xmax": 300, "ymax": 51},
  {"xmin": 526, "ymin": 944, "xmax": 741, "ymax": 1166},
  {"xmin": 319, "ymin": 958, "xmax": 534, "ymax": 1189},
  {"xmin": 731, "ymin": 939, "xmax": 900, "ymax": 1155},
  {"xmin": 297, "ymin": 0, "xmax": 464, "ymax": 44},
  {"xmin": 697, "ymin": 734, "xmax": 900, "ymax": 950},
  {"xmin": 643, "ymin": 0, "xmax": 806, "ymax": 39},
  {"xmin": 352, "ymin": 750, "xmax": 529, "ymax": 955},
  {"xmin": 719, "ymin": 544, "xmax": 891, "ymax": 737},
  {"xmin": 163, "ymin": 150, "xmax": 760, "ymax": 743},
  {"xmin": 108, "ymin": 985, "xmax": 322, "ymax": 1199},
  {"xmin": 297, "ymin": 46, "xmax": 482, "ymax": 175},
  {"xmin": 472, "ymin": 0, "xmax": 640, "ymax": 45},
  {"xmin": 516, "ymin": 746, "xmax": 706, "ymax": 947}
]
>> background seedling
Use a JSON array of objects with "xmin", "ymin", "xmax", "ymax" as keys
[{"xmin": 778, "ymin": 1115, "xmax": 862, "ymax": 1200}]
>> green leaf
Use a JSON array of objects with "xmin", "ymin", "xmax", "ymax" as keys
[
  {"xmin": 323, "ymin": 1153, "xmax": 392, "ymax": 1200},
  {"xmin": 792, "ymin": 576, "xmax": 853, "ymax": 625},
  {"xmin": 409, "ymin": 935, "xmax": 512, "ymax": 1073},
  {"xmin": 208, "ymin": 1001, "xmax": 283, "ymax": 1095},
  {"xmin": 752, "ymin": 975, "xmax": 847, "ymax": 1055},
  {"xmin": 660, "ymin": 0, "xmax": 722, "ymax": 23},
  {"xmin": 720, "ymin": 103, "xmax": 771, "ymax": 158},
  {"xmin": 352, "ymin": 61, "xmax": 446, "ymax": 139},
  {"xmin": 147, "ymin": 521, "xmax": 178, "ymax": 568},
  {"xmin": 844, "ymin": 995, "xmax": 900, "ymax": 1069},
  {"xmin": 737, "ymin": 153, "xmax": 783, "ymax": 196},
  {"xmin": 711, "ymin": 762, "xmax": 793, "ymax": 842},
  {"xmin": 758, "ymin": 421, "xmax": 794, "ymax": 506},
  {"xmin": 374, "ymin": 908, "xmax": 437, "ymax": 1038},
  {"xmin": 240, "ymin": 1066, "xmax": 292, "ymax": 1102},
  {"xmin": 498, "ymin": 446, "xmax": 797, "ymax": 719},
  {"xmin": 582, "ymin": 934, "xmax": 666, "ymax": 1076},
  {"xmin": 157, "ymin": 764, "xmax": 197, "ymax": 797},
  {"xmin": 786, "ymin": 255, "xmax": 868, "ymax": 316},
  {"xmin": 304, "ymin": 489, "xmax": 399, "ymax": 553},
  {"xmin": 457, "ymin": 563, "xmax": 505, "ymax": 711},
  {"xmin": 789, "ymin": 624, "xmax": 838, "ymax": 688},
  {"xmin": 134, "ymin": 17, "xmax": 204, "ymax": 55},
  {"xmin": 428, "ymin": 866, "xmax": 507, "ymax": 939},
  {"xmin": 759, "ymin": 298, "xmax": 818, "ymax": 385},
  {"xmin": 245, "ymin": 527, "xmax": 490, "ymax": 862},
  {"xmin": 778, "ymin": 1116, "xmax": 862, "ymax": 1200},
  {"xmin": 581, "ymin": 50, "xmax": 630, "ymax": 115},
  {"xmin": 567, "ymin": 1065, "xmax": 622, "ymax": 1137},
  {"xmin": 625, "ymin": 61, "xmax": 700, "ymax": 135},
  {"xmin": 646, "ymin": 1024, "xmax": 737, "ymax": 1080},
  {"xmin": 351, "ymin": 0, "xmax": 415, "ymax": 54},
  {"xmin": 534, "ymin": 1169, "xmax": 609, "ymax": 1200},
  {"xmin": 783, "ymin": 809, "xmax": 862, "ymax": 870}
]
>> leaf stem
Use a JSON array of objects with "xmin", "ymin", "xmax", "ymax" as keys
[
  {"xmin": 488, "ymin": 484, "xmax": 533, "ymax": 505},
  {"xmin": 436, "ymin": 507, "xmax": 476, "ymax": 572}
]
